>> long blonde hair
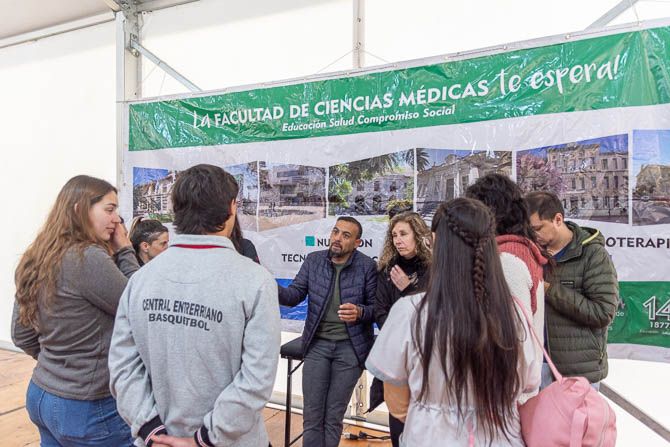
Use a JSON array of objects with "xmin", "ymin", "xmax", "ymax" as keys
[
  {"xmin": 378, "ymin": 211, "xmax": 432, "ymax": 271},
  {"xmin": 14, "ymin": 175, "xmax": 117, "ymax": 329}
]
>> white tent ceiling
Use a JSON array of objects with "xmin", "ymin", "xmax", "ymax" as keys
[
  {"xmin": 0, "ymin": 0, "xmax": 199, "ymax": 46},
  {"xmin": 0, "ymin": 0, "xmax": 112, "ymax": 40}
]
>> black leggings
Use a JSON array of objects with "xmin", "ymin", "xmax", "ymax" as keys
[{"xmin": 389, "ymin": 413, "xmax": 405, "ymax": 447}]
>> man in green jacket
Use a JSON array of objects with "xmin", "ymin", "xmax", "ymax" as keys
[{"xmin": 526, "ymin": 191, "xmax": 618, "ymax": 387}]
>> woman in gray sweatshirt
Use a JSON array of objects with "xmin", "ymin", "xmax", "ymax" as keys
[{"xmin": 12, "ymin": 175, "xmax": 139, "ymax": 446}]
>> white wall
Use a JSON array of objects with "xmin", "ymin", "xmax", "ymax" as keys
[{"xmin": 0, "ymin": 21, "xmax": 117, "ymax": 347}]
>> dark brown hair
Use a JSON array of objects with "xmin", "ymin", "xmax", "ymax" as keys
[
  {"xmin": 129, "ymin": 216, "xmax": 168, "ymax": 263},
  {"xmin": 171, "ymin": 164, "xmax": 239, "ymax": 235},
  {"xmin": 230, "ymin": 218, "xmax": 244, "ymax": 252},
  {"xmin": 466, "ymin": 173, "xmax": 552, "ymax": 263},
  {"xmin": 413, "ymin": 198, "xmax": 522, "ymax": 443},
  {"xmin": 336, "ymin": 216, "xmax": 363, "ymax": 239},
  {"xmin": 525, "ymin": 190, "xmax": 564, "ymax": 221}
]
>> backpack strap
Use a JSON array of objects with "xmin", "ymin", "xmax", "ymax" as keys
[
  {"xmin": 511, "ymin": 296, "xmax": 563, "ymax": 381},
  {"xmin": 570, "ymin": 409, "xmax": 588, "ymax": 447}
]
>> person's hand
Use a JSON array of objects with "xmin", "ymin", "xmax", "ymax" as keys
[
  {"xmin": 338, "ymin": 302, "xmax": 362, "ymax": 323},
  {"xmin": 544, "ymin": 282, "xmax": 551, "ymax": 292},
  {"xmin": 150, "ymin": 434, "xmax": 197, "ymax": 447},
  {"xmin": 390, "ymin": 265, "xmax": 411, "ymax": 291},
  {"xmin": 110, "ymin": 221, "xmax": 132, "ymax": 253}
]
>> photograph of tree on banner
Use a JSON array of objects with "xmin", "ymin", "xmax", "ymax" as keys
[
  {"xmin": 328, "ymin": 149, "xmax": 414, "ymax": 216},
  {"xmin": 416, "ymin": 149, "xmax": 512, "ymax": 222},
  {"xmin": 258, "ymin": 162, "xmax": 326, "ymax": 231},
  {"xmin": 133, "ymin": 167, "xmax": 180, "ymax": 222},
  {"xmin": 225, "ymin": 162, "xmax": 260, "ymax": 232},
  {"xmin": 517, "ymin": 134, "xmax": 629, "ymax": 223},
  {"xmin": 632, "ymin": 130, "xmax": 670, "ymax": 226}
]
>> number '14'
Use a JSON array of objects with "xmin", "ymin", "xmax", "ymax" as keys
[{"xmin": 643, "ymin": 296, "xmax": 670, "ymax": 321}]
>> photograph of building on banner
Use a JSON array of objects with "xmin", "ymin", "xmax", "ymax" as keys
[
  {"xmin": 258, "ymin": 162, "xmax": 326, "ymax": 231},
  {"xmin": 517, "ymin": 134, "xmax": 629, "ymax": 224},
  {"xmin": 133, "ymin": 167, "xmax": 179, "ymax": 222},
  {"xmin": 225, "ymin": 162, "xmax": 259, "ymax": 232},
  {"xmin": 328, "ymin": 148, "xmax": 414, "ymax": 217},
  {"xmin": 632, "ymin": 130, "xmax": 670, "ymax": 226},
  {"xmin": 416, "ymin": 149, "xmax": 512, "ymax": 222},
  {"xmin": 133, "ymin": 165, "xmax": 258, "ymax": 227}
]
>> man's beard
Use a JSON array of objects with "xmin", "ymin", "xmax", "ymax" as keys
[{"xmin": 329, "ymin": 244, "xmax": 347, "ymax": 257}]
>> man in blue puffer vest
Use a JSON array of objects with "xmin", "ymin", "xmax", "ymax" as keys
[{"xmin": 279, "ymin": 216, "xmax": 377, "ymax": 447}]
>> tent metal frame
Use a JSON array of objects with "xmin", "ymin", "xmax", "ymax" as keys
[{"xmin": 114, "ymin": 2, "xmax": 670, "ymax": 440}]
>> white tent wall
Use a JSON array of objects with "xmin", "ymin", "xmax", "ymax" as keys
[
  {"xmin": 0, "ymin": 21, "xmax": 117, "ymax": 346},
  {"xmin": 138, "ymin": 0, "xmax": 353, "ymax": 97},
  {"xmin": 365, "ymin": 0, "xmax": 618, "ymax": 62},
  {"xmin": 2, "ymin": 0, "xmax": 670, "ymax": 444}
]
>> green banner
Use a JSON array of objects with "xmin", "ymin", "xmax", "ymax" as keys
[
  {"xmin": 609, "ymin": 282, "xmax": 670, "ymax": 348},
  {"xmin": 128, "ymin": 26, "xmax": 670, "ymax": 151}
]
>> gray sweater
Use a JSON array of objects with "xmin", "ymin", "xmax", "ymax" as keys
[
  {"xmin": 109, "ymin": 234, "xmax": 280, "ymax": 447},
  {"xmin": 11, "ymin": 244, "xmax": 139, "ymax": 399}
]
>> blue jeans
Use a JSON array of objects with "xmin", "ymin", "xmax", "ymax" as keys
[
  {"xmin": 302, "ymin": 338, "xmax": 363, "ymax": 447},
  {"xmin": 26, "ymin": 380, "xmax": 134, "ymax": 447}
]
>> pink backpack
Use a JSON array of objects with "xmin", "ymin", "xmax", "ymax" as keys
[{"xmin": 513, "ymin": 296, "xmax": 617, "ymax": 447}]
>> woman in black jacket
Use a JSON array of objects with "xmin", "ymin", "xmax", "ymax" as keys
[
  {"xmin": 230, "ymin": 219, "xmax": 260, "ymax": 263},
  {"xmin": 371, "ymin": 211, "xmax": 431, "ymax": 446}
]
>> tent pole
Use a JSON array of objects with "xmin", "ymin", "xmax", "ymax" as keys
[
  {"xmin": 353, "ymin": 0, "xmax": 365, "ymax": 69},
  {"xmin": 115, "ymin": 2, "xmax": 141, "ymax": 197},
  {"xmin": 586, "ymin": 0, "xmax": 640, "ymax": 29}
]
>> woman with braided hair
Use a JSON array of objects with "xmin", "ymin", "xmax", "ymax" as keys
[{"xmin": 366, "ymin": 198, "xmax": 540, "ymax": 446}]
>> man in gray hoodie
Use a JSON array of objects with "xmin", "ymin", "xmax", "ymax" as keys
[{"xmin": 109, "ymin": 164, "xmax": 280, "ymax": 447}]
